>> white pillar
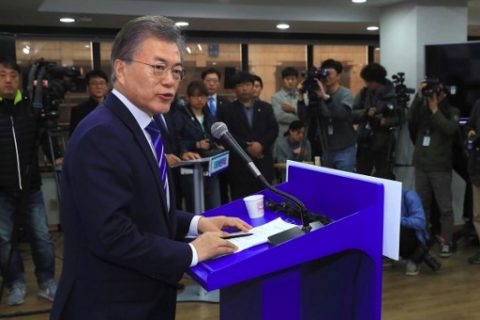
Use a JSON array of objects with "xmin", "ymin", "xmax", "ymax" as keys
[{"xmin": 380, "ymin": 0, "xmax": 467, "ymax": 90}]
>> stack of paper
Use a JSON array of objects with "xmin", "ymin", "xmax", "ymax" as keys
[{"xmin": 228, "ymin": 218, "xmax": 298, "ymax": 252}]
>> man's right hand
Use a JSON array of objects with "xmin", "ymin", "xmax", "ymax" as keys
[
  {"xmin": 313, "ymin": 79, "xmax": 327, "ymax": 99},
  {"xmin": 191, "ymin": 232, "xmax": 238, "ymax": 262},
  {"xmin": 418, "ymin": 81, "xmax": 427, "ymax": 98}
]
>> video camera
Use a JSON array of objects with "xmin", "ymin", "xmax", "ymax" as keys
[
  {"xmin": 299, "ymin": 66, "xmax": 329, "ymax": 97},
  {"xmin": 392, "ymin": 72, "xmax": 415, "ymax": 106},
  {"xmin": 421, "ymin": 78, "xmax": 457, "ymax": 98},
  {"xmin": 26, "ymin": 58, "xmax": 82, "ymax": 128}
]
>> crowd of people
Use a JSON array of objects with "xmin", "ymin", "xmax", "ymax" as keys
[
  {"xmin": 65, "ymin": 61, "xmax": 475, "ymax": 276},
  {"xmin": 1, "ymin": 15, "xmax": 480, "ymax": 317}
]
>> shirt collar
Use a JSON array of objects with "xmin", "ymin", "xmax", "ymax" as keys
[
  {"xmin": 0, "ymin": 90, "xmax": 23, "ymax": 105},
  {"xmin": 112, "ymin": 88, "xmax": 153, "ymax": 130}
]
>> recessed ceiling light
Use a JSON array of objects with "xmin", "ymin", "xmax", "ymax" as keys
[
  {"xmin": 197, "ymin": 44, "xmax": 203, "ymax": 51},
  {"xmin": 352, "ymin": 0, "xmax": 367, "ymax": 3},
  {"xmin": 276, "ymin": 23, "xmax": 290, "ymax": 30},
  {"xmin": 22, "ymin": 46, "xmax": 30, "ymax": 55},
  {"xmin": 367, "ymin": 26, "xmax": 379, "ymax": 31},
  {"xmin": 186, "ymin": 46, "xmax": 192, "ymax": 54},
  {"xmin": 59, "ymin": 17, "xmax": 75, "ymax": 23},
  {"xmin": 175, "ymin": 21, "xmax": 189, "ymax": 27}
]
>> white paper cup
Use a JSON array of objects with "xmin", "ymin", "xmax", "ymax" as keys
[{"xmin": 243, "ymin": 194, "xmax": 265, "ymax": 219}]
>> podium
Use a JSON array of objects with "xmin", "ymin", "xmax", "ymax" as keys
[
  {"xmin": 189, "ymin": 162, "xmax": 385, "ymax": 320},
  {"xmin": 174, "ymin": 151, "xmax": 229, "ymax": 213}
]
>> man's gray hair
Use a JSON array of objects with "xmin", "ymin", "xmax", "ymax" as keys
[{"xmin": 110, "ymin": 16, "xmax": 186, "ymax": 83}]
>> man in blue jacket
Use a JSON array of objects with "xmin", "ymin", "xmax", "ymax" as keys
[
  {"xmin": 400, "ymin": 189, "xmax": 440, "ymax": 275},
  {"xmin": 51, "ymin": 16, "xmax": 250, "ymax": 320}
]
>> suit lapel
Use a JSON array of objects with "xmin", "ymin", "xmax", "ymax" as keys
[
  {"xmin": 251, "ymin": 101, "xmax": 262, "ymax": 131},
  {"xmin": 105, "ymin": 94, "xmax": 171, "ymax": 220}
]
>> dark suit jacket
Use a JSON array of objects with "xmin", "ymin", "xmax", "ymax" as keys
[
  {"xmin": 217, "ymin": 99, "xmax": 278, "ymax": 199},
  {"xmin": 51, "ymin": 93, "xmax": 194, "ymax": 320},
  {"xmin": 211, "ymin": 95, "xmax": 230, "ymax": 122},
  {"xmin": 172, "ymin": 103, "xmax": 216, "ymax": 154},
  {"xmin": 69, "ymin": 97, "xmax": 100, "ymax": 136}
]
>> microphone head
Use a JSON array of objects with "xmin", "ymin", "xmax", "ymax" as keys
[{"xmin": 211, "ymin": 122, "xmax": 228, "ymax": 139}]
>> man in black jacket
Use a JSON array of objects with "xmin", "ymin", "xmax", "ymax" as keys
[
  {"xmin": 353, "ymin": 63, "xmax": 402, "ymax": 179},
  {"xmin": 0, "ymin": 57, "xmax": 58, "ymax": 305},
  {"xmin": 218, "ymin": 72, "xmax": 278, "ymax": 200},
  {"xmin": 69, "ymin": 69, "xmax": 109, "ymax": 135}
]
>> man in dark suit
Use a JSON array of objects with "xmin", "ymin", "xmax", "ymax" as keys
[
  {"xmin": 201, "ymin": 67, "xmax": 230, "ymax": 122},
  {"xmin": 51, "ymin": 16, "xmax": 250, "ymax": 320},
  {"xmin": 69, "ymin": 69, "xmax": 109, "ymax": 135},
  {"xmin": 201, "ymin": 67, "xmax": 232, "ymax": 204},
  {"xmin": 218, "ymin": 72, "xmax": 278, "ymax": 200}
]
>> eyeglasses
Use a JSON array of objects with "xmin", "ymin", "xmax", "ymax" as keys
[{"xmin": 128, "ymin": 59, "xmax": 185, "ymax": 81}]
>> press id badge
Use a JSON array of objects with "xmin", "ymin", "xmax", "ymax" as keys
[
  {"xmin": 327, "ymin": 125, "xmax": 334, "ymax": 135},
  {"xmin": 422, "ymin": 135, "xmax": 431, "ymax": 147}
]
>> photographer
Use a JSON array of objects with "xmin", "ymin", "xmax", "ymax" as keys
[
  {"xmin": 299, "ymin": 59, "xmax": 356, "ymax": 172},
  {"xmin": 408, "ymin": 79, "xmax": 459, "ymax": 258},
  {"xmin": 466, "ymin": 98, "xmax": 480, "ymax": 264},
  {"xmin": 0, "ymin": 57, "xmax": 58, "ymax": 305},
  {"xmin": 353, "ymin": 63, "xmax": 401, "ymax": 179}
]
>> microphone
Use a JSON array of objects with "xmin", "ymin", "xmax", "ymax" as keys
[
  {"xmin": 211, "ymin": 122, "xmax": 262, "ymax": 179},
  {"xmin": 211, "ymin": 122, "xmax": 314, "ymax": 244}
]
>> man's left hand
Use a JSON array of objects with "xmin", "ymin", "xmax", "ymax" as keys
[
  {"xmin": 246, "ymin": 141, "xmax": 264, "ymax": 159},
  {"xmin": 198, "ymin": 216, "xmax": 252, "ymax": 233}
]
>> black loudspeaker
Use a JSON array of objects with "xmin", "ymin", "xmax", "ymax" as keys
[
  {"xmin": 224, "ymin": 66, "xmax": 237, "ymax": 89},
  {"xmin": 0, "ymin": 34, "xmax": 16, "ymax": 61}
]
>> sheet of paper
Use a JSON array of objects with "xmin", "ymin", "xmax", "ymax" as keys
[{"xmin": 227, "ymin": 218, "xmax": 297, "ymax": 252}]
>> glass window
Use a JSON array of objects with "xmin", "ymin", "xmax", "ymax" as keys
[
  {"xmin": 16, "ymin": 40, "xmax": 93, "ymax": 72},
  {"xmin": 249, "ymin": 44, "xmax": 307, "ymax": 103},
  {"xmin": 177, "ymin": 43, "xmax": 241, "ymax": 100},
  {"xmin": 313, "ymin": 45, "xmax": 369, "ymax": 95}
]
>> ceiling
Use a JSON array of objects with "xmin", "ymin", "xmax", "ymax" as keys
[{"xmin": 2, "ymin": 0, "xmax": 480, "ymax": 36}]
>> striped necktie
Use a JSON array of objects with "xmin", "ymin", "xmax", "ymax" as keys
[{"xmin": 145, "ymin": 120, "xmax": 169, "ymax": 197}]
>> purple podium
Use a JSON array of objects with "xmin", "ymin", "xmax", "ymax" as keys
[{"xmin": 191, "ymin": 164, "xmax": 384, "ymax": 320}]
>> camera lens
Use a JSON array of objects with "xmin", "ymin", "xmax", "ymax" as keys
[{"xmin": 423, "ymin": 253, "xmax": 441, "ymax": 272}]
